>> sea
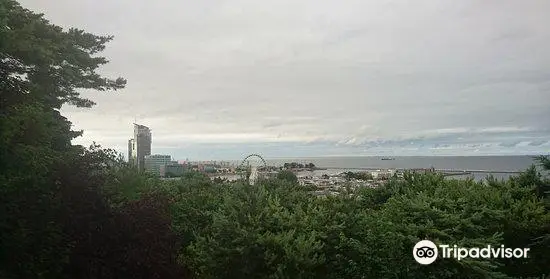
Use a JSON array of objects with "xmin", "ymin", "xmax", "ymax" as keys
[
  {"xmin": 264, "ymin": 156, "xmax": 535, "ymax": 171},
  {"xmin": 261, "ymin": 155, "xmax": 542, "ymax": 181}
]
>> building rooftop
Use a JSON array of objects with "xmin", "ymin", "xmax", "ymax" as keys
[{"xmin": 133, "ymin": 123, "xmax": 151, "ymax": 130}]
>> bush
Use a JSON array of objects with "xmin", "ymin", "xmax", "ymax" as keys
[
  {"xmin": 167, "ymin": 168, "xmax": 550, "ymax": 279},
  {"xmin": 276, "ymin": 170, "xmax": 299, "ymax": 184}
]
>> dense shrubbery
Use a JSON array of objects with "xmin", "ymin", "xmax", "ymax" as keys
[
  {"xmin": 1, "ymin": 1, "xmax": 549, "ymax": 278},
  {"xmin": 276, "ymin": 169, "xmax": 299, "ymax": 184},
  {"xmin": 149, "ymin": 165, "xmax": 548, "ymax": 279},
  {"xmin": 6, "ymin": 148, "xmax": 549, "ymax": 278},
  {"xmin": 343, "ymin": 171, "xmax": 375, "ymax": 181}
]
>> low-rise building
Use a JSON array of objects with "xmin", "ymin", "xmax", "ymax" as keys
[
  {"xmin": 160, "ymin": 163, "xmax": 185, "ymax": 177},
  {"xmin": 203, "ymin": 165, "xmax": 217, "ymax": 173},
  {"xmin": 144, "ymin": 154, "xmax": 172, "ymax": 176}
]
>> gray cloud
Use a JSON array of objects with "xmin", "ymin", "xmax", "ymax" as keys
[
  {"xmin": 529, "ymin": 140, "xmax": 549, "ymax": 147},
  {"xmin": 19, "ymin": 0, "xmax": 550, "ymax": 159}
]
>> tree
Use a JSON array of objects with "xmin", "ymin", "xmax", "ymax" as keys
[
  {"xmin": 0, "ymin": 1, "xmax": 127, "ymax": 277},
  {"xmin": 343, "ymin": 171, "xmax": 373, "ymax": 181},
  {"xmin": 1, "ymin": 0, "xmax": 125, "ymax": 175},
  {"xmin": 170, "ymin": 165, "xmax": 550, "ymax": 279},
  {"xmin": 536, "ymin": 155, "xmax": 550, "ymax": 171},
  {"xmin": 276, "ymin": 170, "xmax": 298, "ymax": 184}
]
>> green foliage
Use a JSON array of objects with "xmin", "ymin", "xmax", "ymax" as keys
[
  {"xmin": 343, "ymin": 171, "xmax": 374, "ymax": 181},
  {"xmin": 0, "ymin": 0, "xmax": 126, "ymax": 111},
  {"xmin": 276, "ymin": 170, "xmax": 299, "ymax": 184},
  {"xmin": 0, "ymin": 1, "xmax": 168, "ymax": 278},
  {"xmin": 162, "ymin": 168, "xmax": 550, "ymax": 279},
  {"xmin": 536, "ymin": 155, "xmax": 550, "ymax": 171}
]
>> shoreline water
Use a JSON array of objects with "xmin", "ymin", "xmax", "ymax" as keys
[
  {"xmin": 264, "ymin": 155, "xmax": 538, "ymax": 172},
  {"xmin": 210, "ymin": 155, "xmax": 539, "ymax": 171}
]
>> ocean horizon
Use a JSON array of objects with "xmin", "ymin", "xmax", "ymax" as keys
[
  {"xmin": 230, "ymin": 155, "xmax": 543, "ymax": 173},
  {"xmin": 209, "ymin": 155, "xmax": 545, "ymax": 182}
]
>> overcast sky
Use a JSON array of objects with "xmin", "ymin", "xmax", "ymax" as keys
[{"xmin": 20, "ymin": 0, "xmax": 550, "ymax": 159}]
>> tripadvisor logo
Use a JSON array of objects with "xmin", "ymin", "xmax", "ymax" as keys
[
  {"xmin": 413, "ymin": 240, "xmax": 530, "ymax": 265},
  {"xmin": 413, "ymin": 240, "xmax": 438, "ymax": 265}
]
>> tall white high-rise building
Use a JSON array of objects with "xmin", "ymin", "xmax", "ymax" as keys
[{"xmin": 128, "ymin": 123, "xmax": 152, "ymax": 171}]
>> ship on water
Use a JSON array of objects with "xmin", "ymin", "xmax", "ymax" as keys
[{"xmin": 381, "ymin": 157, "xmax": 395, "ymax": 161}]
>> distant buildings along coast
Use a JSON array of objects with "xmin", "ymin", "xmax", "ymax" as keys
[{"xmin": 126, "ymin": 123, "xmax": 235, "ymax": 177}]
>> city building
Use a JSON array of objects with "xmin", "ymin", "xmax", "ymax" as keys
[
  {"xmin": 128, "ymin": 123, "xmax": 152, "ymax": 171},
  {"xmin": 144, "ymin": 154, "xmax": 171, "ymax": 175},
  {"xmin": 203, "ymin": 164, "xmax": 217, "ymax": 173},
  {"xmin": 160, "ymin": 163, "xmax": 186, "ymax": 177}
]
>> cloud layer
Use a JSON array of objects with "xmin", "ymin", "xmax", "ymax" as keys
[{"xmin": 20, "ymin": 0, "xmax": 550, "ymax": 159}]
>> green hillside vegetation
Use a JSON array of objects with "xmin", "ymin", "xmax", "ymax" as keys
[
  {"xmin": 283, "ymin": 162, "xmax": 316, "ymax": 169},
  {"xmin": 1, "ymin": 1, "xmax": 549, "ymax": 278},
  {"xmin": 343, "ymin": 171, "xmax": 375, "ymax": 181}
]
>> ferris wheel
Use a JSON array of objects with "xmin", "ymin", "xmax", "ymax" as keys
[
  {"xmin": 238, "ymin": 154, "xmax": 267, "ymax": 184},
  {"xmin": 239, "ymin": 154, "xmax": 267, "ymax": 169}
]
